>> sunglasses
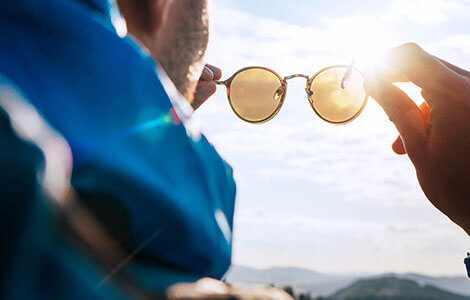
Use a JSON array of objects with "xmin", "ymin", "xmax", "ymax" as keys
[{"xmin": 215, "ymin": 64, "xmax": 368, "ymax": 124}]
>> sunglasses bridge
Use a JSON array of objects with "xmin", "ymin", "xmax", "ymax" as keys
[
  {"xmin": 283, "ymin": 74, "xmax": 314, "ymax": 97},
  {"xmin": 284, "ymin": 74, "xmax": 309, "ymax": 81}
]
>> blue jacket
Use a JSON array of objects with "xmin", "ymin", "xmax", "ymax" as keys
[{"xmin": 0, "ymin": 0, "xmax": 236, "ymax": 296}]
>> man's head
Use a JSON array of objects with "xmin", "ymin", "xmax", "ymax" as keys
[{"xmin": 117, "ymin": 0, "xmax": 209, "ymax": 103}]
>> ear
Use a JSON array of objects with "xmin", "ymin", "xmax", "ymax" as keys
[{"xmin": 147, "ymin": 0, "xmax": 173, "ymax": 35}]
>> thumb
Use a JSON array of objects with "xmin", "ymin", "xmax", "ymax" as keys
[{"xmin": 364, "ymin": 77, "xmax": 428, "ymax": 165}]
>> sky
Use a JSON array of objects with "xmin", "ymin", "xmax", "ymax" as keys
[{"xmin": 187, "ymin": 0, "xmax": 470, "ymax": 276}]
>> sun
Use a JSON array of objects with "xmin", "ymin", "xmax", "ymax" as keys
[{"xmin": 324, "ymin": 14, "xmax": 399, "ymax": 72}]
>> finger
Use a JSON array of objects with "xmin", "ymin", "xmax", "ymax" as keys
[
  {"xmin": 197, "ymin": 81, "xmax": 217, "ymax": 96},
  {"xmin": 193, "ymin": 81, "xmax": 217, "ymax": 110},
  {"xmin": 392, "ymin": 101, "xmax": 430, "ymax": 155},
  {"xmin": 436, "ymin": 57, "xmax": 470, "ymax": 77},
  {"xmin": 365, "ymin": 76, "xmax": 428, "ymax": 164},
  {"xmin": 200, "ymin": 65, "xmax": 214, "ymax": 81},
  {"xmin": 197, "ymin": 80, "xmax": 216, "ymax": 88},
  {"xmin": 206, "ymin": 64, "xmax": 222, "ymax": 80},
  {"xmin": 378, "ymin": 43, "xmax": 466, "ymax": 96}
]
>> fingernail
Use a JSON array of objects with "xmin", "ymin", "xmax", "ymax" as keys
[{"xmin": 205, "ymin": 66, "xmax": 214, "ymax": 78}]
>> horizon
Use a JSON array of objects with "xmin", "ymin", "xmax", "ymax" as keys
[
  {"xmin": 225, "ymin": 264, "xmax": 470, "ymax": 297},
  {"xmin": 227, "ymin": 264, "xmax": 465, "ymax": 278}
]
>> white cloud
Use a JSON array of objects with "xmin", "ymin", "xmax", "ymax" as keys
[
  {"xmin": 231, "ymin": 209, "xmax": 468, "ymax": 275},
  {"xmin": 386, "ymin": 0, "xmax": 463, "ymax": 25}
]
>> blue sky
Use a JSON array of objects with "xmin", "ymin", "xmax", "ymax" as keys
[{"xmin": 188, "ymin": 0, "xmax": 470, "ymax": 276}]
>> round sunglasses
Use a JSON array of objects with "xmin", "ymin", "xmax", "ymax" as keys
[{"xmin": 215, "ymin": 64, "xmax": 368, "ymax": 125}]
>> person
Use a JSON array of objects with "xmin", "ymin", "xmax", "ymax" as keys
[
  {"xmin": 0, "ymin": 0, "xmax": 469, "ymax": 299},
  {"xmin": 0, "ymin": 0, "xmax": 235, "ymax": 299},
  {"xmin": 113, "ymin": 3, "xmax": 470, "ymax": 278}
]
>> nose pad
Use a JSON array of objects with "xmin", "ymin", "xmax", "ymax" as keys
[
  {"xmin": 305, "ymin": 88, "xmax": 314, "ymax": 104},
  {"xmin": 305, "ymin": 88, "xmax": 313, "ymax": 97},
  {"xmin": 273, "ymin": 86, "xmax": 286, "ymax": 102}
]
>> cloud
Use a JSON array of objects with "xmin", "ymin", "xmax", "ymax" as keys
[
  {"xmin": 232, "ymin": 209, "xmax": 468, "ymax": 275},
  {"xmin": 207, "ymin": 5, "xmax": 352, "ymax": 73},
  {"xmin": 386, "ymin": 0, "xmax": 464, "ymax": 25}
]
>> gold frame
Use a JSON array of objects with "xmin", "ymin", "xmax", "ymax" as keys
[{"xmin": 216, "ymin": 65, "xmax": 369, "ymax": 125}]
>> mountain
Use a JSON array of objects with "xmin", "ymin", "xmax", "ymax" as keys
[
  {"xmin": 225, "ymin": 265, "xmax": 363, "ymax": 297},
  {"xmin": 224, "ymin": 265, "xmax": 470, "ymax": 297},
  {"xmin": 391, "ymin": 273, "xmax": 470, "ymax": 296},
  {"xmin": 331, "ymin": 276, "xmax": 467, "ymax": 300}
]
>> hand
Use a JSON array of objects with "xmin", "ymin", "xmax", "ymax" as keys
[
  {"xmin": 364, "ymin": 43, "xmax": 470, "ymax": 235},
  {"xmin": 192, "ymin": 64, "xmax": 222, "ymax": 110}
]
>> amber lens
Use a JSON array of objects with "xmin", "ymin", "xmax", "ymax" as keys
[
  {"xmin": 308, "ymin": 66, "xmax": 367, "ymax": 123},
  {"xmin": 229, "ymin": 68, "xmax": 284, "ymax": 122}
]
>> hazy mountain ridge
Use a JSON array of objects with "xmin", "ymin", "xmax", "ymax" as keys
[
  {"xmin": 225, "ymin": 265, "xmax": 470, "ymax": 297},
  {"xmin": 331, "ymin": 277, "xmax": 467, "ymax": 300},
  {"xmin": 389, "ymin": 273, "xmax": 470, "ymax": 296}
]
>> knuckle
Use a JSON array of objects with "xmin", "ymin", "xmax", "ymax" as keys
[
  {"xmin": 397, "ymin": 42, "xmax": 425, "ymax": 62},
  {"xmin": 401, "ymin": 42, "xmax": 421, "ymax": 52},
  {"xmin": 443, "ymin": 74, "xmax": 470, "ymax": 100},
  {"xmin": 208, "ymin": 83, "xmax": 217, "ymax": 94},
  {"xmin": 387, "ymin": 98, "xmax": 406, "ymax": 122},
  {"xmin": 401, "ymin": 43, "xmax": 422, "ymax": 55},
  {"xmin": 420, "ymin": 89, "xmax": 430, "ymax": 100}
]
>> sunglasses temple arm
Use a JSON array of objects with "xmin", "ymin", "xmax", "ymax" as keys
[
  {"xmin": 341, "ymin": 59, "xmax": 355, "ymax": 89},
  {"xmin": 214, "ymin": 80, "xmax": 226, "ymax": 85}
]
